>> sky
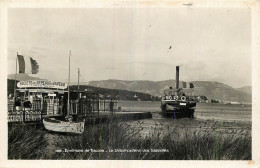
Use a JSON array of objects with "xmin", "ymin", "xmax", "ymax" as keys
[{"xmin": 8, "ymin": 8, "xmax": 252, "ymax": 88}]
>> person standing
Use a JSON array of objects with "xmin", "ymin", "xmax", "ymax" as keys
[
  {"xmin": 78, "ymin": 96, "xmax": 85, "ymax": 115},
  {"xmin": 42, "ymin": 96, "xmax": 48, "ymax": 115},
  {"xmin": 15, "ymin": 97, "xmax": 22, "ymax": 111},
  {"xmin": 110, "ymin": 100, "xmax": 114, "ymax": 115},
  {"xmin": 59, "ymin": 96, "xmax": 64, "ymax": 115},
  {"xmin": 63, "ymin": 96, "xmax": 68, "ymax": 117},
  {"xmin": 23, "ymin": 98, "xmax": 32, "ymax": 110}
]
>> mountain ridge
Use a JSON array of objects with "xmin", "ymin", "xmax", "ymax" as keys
[
  {"xmin": 236, "ymin": 86, "xmax": 252, "ymax": 94},
  {"xmin": 88, "ymin": 79, "xmax": 251, "ymax": 103},
  {"xmin": 7, "ymin": 74, "xmax": 251, "ymax": 103}
]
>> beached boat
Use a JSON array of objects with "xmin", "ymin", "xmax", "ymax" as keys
[
  {"xmin": 43, "ymin": 51, "xmax": 85, "ymax": 134},
  {"xmin": 43, "ymin": 117, "xmax": 85, "ymax": 134},
  {"xmin": 161, "ymin": 66, "xmax": 196, "ymax": 117}
]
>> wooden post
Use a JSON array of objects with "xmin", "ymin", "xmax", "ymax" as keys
[
  {"xmin": 67, "ymin": 50, "xmax": 71, "ymax": 118},
  {"xmin": 92, "ymin": 99, "xmax": 94, "ymax": 115},
  {"xmin": 78, "ymin": 68, "xmax": 80, "ymax": 100},
  {"xmin": 75, "ymin": 102, "xmax": 78, "ymax": 114},
  {"xmin": 98, "ymin": 98, "xmax": 100, "ymax": 115},
  {"xmin": 13, "ymin": 53, "xmax": 18, "ymax": 111},
  {"xmin": 52, "ymin": 96, "xmax": 54, "ymax": 115},
  {"xmin": 23, "ymin": 110, "xmax": 25, "ymax": 123},
  {"xmin": 104, "ymin": 99, "xmax": 106, "ymax": 112},
  {"xmin": 40, "ymin": 108, "xmax": 43, "ymax": 123}
]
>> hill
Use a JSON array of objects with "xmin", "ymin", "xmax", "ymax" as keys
[
  {"xmin": 69, "ymin": 85, "xmax": 159, "ymax": 101},
  {"xmin": 88, "ymin": 80, "xmax": 252, "ymax": 103},
  {"xmin": 236, "ymin": 86, "xmax": 252, "ymax": 94},
  {"xmin": 88, "ymin": 79, "xmax": 175, "ymax": 96},
  {"xmin": 191, "ymin": 81, "xmax": 251, "ymax": 103},
  {"xmin": 7, "ymin": 77, "xmax": 252, "ymax": 103},
  {"xmin": 7, "ymin": 79, "xmax": 159, "ymax": 101}
]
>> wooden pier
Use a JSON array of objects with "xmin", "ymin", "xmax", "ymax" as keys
[
  {"xmin": 83, "ymin": 112, "xmax": 152, "ymax": 124},
  {"xmin": 8, "ymin": 111, "xmax": 152, "ymax": 126},
  {"xmin": 8, "ymin": 95, "xmax": 152, "ymax": 126}
]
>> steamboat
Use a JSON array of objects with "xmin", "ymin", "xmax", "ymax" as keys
[{"xmin": 161, "ymin": 66, "xmax": 196, "ymax": 118}]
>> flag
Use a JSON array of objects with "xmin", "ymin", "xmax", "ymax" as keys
[
  {"xmin": 183, "ymin": 82, "xmax": 187, "ymax": 88},
  {"xmin": 17, "ymin": 55, "xmax": 39, "ymax": 74},
  {"xmin": 181, "ymin": 82, "xmax": 194, "ymax": 89},
  {"xmin": 189, "ymin": 83, "xmax": 194, "ymax": 88}
]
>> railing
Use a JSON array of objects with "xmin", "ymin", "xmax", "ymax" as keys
[
  {"xmin": 8, "ymin": 98, "xmax": 119, "ymax": 122},
  {"xmin": 8, "ymin": 98, "xmax": 59, "ymax": 122},
  {"xmin": 99, "ymin": 99, "xmax": 118, "ymax": 113},
  {"xmin": 8, "ymin": 110, "xmax": 42, "ymax": 122},
  {"xmin": 69, "ymin": 99, "xmax": 118, "ymax": 116}
]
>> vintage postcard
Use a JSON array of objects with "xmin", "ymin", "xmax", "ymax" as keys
[{"xmin": 0, "ymin": 0, "xmax": 259, "ymax": 168}]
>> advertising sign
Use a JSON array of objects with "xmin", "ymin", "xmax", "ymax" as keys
[
  {"xmin": 48, "ymin": 93, "xmax": 56, "ymax": 97},
  {"xmin": 17, "ymin": 80, "xmax": 67, "ymax": 89}
]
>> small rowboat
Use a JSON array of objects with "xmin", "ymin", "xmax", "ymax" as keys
[
  {"xmin": 43, "ymin": 117, "xmax": 85, "ymax": 134},
  {"xmin": 43, "ymin": 51, "xmax": 85, "ymax": 134}
]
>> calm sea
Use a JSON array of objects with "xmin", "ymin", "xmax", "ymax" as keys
[{"xmin": 118, "ymin": 101, "xmax": 252, "ymax": 122}]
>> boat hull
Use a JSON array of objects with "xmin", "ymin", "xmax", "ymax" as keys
[
  {"xmin": 43, "ymin": 117, "xmax": 85, "ymax": 134},
  {"xmin": 161, "ymin": 100, "xmax": 196, "ymax": 118}
]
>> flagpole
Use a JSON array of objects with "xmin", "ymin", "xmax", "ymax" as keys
[
  {"xmin": 13, "ymin": 52, "xmax": 18, "ymax": 111},
  {"xmin": 78, "ymin": 68, "xmax": 80, "ymax": 100},
  {"xmin": 67, "ymin": 50, "xmax": 71, "ymax": 117}
]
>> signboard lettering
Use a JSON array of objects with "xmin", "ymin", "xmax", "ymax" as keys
[{"xmin": 17, "ymin": 80, "xmax": 67, "ymax": 89}]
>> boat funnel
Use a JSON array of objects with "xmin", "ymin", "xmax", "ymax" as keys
[{"xmin": 176, "ymin": 66, "xmax": 179, "ymax": 89}]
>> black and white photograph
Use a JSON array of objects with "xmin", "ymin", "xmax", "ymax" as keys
[{"xmin": 0, "ymin": 0, "xmax": 260, "ymax": 167}]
